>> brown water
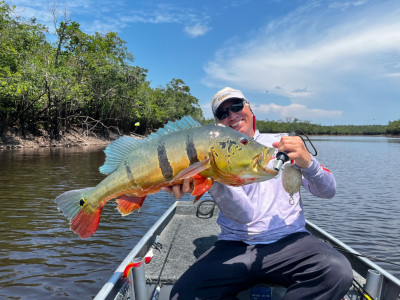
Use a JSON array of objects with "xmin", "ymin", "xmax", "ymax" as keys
[
  {"xmin": 0, "ymin": 146, "xmax": 178, "ymax": 299},
  {"xmin": 0, "ymin": 136, "xmax": 399, "ymax": 299}
]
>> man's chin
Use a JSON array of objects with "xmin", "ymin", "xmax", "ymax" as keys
[
  {"xmin": 230, "ymin": 120, "xmax": 244, "ymax": 131},
  {"xmin": 235, "ymin": 125, "xmax": 252, "ymax": 136}
]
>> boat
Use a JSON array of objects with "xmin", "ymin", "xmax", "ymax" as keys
[{"xmin": 94, "ymin": 201, "xmax": 400, "ymax": 300}]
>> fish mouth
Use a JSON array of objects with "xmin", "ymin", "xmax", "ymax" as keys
[{"xmin": 257, "ymin": 147, "xmax": 278, "ymax": 176}]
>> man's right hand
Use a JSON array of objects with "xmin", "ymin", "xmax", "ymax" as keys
[{"xmin": 161, "ymin": 178, "xmax": 194, "ymax": 199}]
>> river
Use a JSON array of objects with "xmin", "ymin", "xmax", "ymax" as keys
[{"xmin": 0, "ymin": 136, "xmax": 399, "ymax": 299}]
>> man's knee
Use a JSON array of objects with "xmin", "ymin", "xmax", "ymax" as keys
[
  {"xmin": 322, "ymin": 251, "xmax": 353, "ymax": 293},
  {"xmin": 170, "ymin": 277, "xmax": 192, "ymax": 300},
  {"xmin": 169, "ymin": 284, "xmax": 180, "ymax": 300}
]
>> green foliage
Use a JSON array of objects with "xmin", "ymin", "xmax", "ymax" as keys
[
  {"xmin": 387, "ymin": 120, "xmax": 400, "ymax": 135},
  {"xmin": 256, "ymin": 117, "xmax": 389, "ymax": 135},
  {"xmin": 0, "ymin": 1, "xmax": 395, "ymax": 139},
  {"xmin": 0, "ymin": 1, "xmax": 202, "ymax": 138}
]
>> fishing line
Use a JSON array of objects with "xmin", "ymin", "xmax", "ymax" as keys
[
  {"xmin": 274, "ymin": 130, "xmax": 317, "ymax": 171},
  {"xmin": 290, "ymin": 130, "xmax": 318, "ymax": 156},
  {"xmin": 328, "ymin": 242, "xmax": 400, "ymax": 267},
  {"xmin": 324, "ymin": 241, "xmax": 395, "ymax": 300},
  {"xmin": 150, "ymin": 221, "xmax": 182, "ymax": 299}
]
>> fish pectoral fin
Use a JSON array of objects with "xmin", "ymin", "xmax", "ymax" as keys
[
  {"xmin": 115, "ymin": 194, "xmax": 147, "ymax": 216},
  {"xmin": 191, "ymin": 175, "xmax": 213, "ymax": 202},
  {"xmin": 193, "ymin": 193, "xmax": 204, "ymax": 203},
  {"xmin": 169, "ymin": 158, "xmax": 210, "ymax": 184}
]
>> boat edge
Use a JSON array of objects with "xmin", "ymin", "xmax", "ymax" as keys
[{"xmin": 94, "ymin": 201, "xmax": 179, "ymax": 300}]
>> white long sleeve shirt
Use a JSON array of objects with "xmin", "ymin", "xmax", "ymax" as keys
[{"xmin": 208, "ymin": 130, "xmax": 336, "ymax": 244}]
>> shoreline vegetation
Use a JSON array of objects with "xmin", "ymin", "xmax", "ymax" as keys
[
  {"xmin": 1, "ymin": 119, "xmax": 397, "ymax": 150},
  {"xmin": 1, "ymin": 2, "xmax": 399, "ymax": 150}
]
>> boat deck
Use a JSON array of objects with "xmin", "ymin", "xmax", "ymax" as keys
[
  {"xmin": 143, "ymin": 201, "xmax": 366, "ymax": 300},
  {"xmin": 142, "ymin": 201, "xmax": 288, "ymax": 299},
  {"xmin": 145, "ymin": 201, "xmax": 219, "ymax": 285},
  {"xmin": 96, "ymin": 201, "xmax": 400, "ymax": 300}
]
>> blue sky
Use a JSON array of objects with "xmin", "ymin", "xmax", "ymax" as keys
[{"xmin": 10, "ymin": 0, "xmax": 400, "ymax": 125}]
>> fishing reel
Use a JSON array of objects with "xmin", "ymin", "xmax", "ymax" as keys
[{"xmin": 273, "ymin": 130, "xmax": 318, "ymax": 172}]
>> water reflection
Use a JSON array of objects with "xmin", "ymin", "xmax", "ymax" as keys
[
  {"xmin": 0, "ymin": 145, "xmax": 179, "ymax": 299},
  {"xmin": 310, "ymin": 135, "xmax": 400, "ymax": 143},
  {"xmin": 302, "ymin": 135, "xmax": 400, "ymax": 278},
  {"xmin": 0, "ymin": 137, "xmax": 399, "ymax": 299}
]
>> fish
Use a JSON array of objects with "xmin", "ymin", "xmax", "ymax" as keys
[{"xmin": 55, "ymin": 116, "xmax": 278, "ymax": 238}]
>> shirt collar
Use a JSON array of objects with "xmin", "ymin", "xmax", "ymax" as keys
[{"xmin": 253, "ymin": 130, "xmax": 260, "ymax": 140}]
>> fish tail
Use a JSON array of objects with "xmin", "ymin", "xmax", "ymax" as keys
[{"xmin": 55, "ymin": 187, "xmax": 102, "ymax": 239}]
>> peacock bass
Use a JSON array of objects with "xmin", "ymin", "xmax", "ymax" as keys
[{"xmin": 55, "ymin": 116, "xmax": 278, "ymax": 238}]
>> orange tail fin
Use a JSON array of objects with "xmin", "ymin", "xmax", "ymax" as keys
[
  {"xmin": 55, "ymin": 187, "xmax": 103, "ymax": 239},
  {"xmin": 70, "ymin": 206, "xmax": 103, "ymax": 239}
]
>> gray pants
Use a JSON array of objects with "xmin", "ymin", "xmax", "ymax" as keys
[{"xmin": 170, "ymin": 232, "xmax": 353, "ymax": 300}]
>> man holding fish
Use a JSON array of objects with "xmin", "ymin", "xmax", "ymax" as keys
[
  {"xmin": 167, "ymin": 87, "xmax": 353, "ymax": 300},
  {"xmin": 54, "ymin": 85, "xmax": 353, "ymax": 299}
]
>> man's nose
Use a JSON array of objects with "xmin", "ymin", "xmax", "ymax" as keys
[{"xmin": 227, "ymin": 110, "xmax": 237, "ymax": 121}]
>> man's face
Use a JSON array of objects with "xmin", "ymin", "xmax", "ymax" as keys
[{"xmin": 216, "ymin": 99, "xmax": 255, "ymax": 138}]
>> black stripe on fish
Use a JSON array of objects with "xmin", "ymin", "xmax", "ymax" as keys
[
  {"xmin": 157, "ymin": 143, "xmax": 173, "ymax": 180},
  {"xmin": 125, "ymin": 164, "xmax": 135, "ymax": 184},
  {"xmin": 185, "ymin": 135, "xmax": 199, "ymax": 164}
]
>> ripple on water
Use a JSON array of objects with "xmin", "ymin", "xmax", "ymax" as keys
[{"xmin": 1, "ymin": 138, "xmax": 400, "ymax": 299}]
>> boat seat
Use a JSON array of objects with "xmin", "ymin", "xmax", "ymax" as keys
[{"xmin": 237, "ymin": 283, "xmax": 287, "ymax": 300}]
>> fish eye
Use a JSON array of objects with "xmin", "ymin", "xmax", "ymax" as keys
[{"xmin": 240, "ymin": 138, "xmax": 249, "ymax": 145}]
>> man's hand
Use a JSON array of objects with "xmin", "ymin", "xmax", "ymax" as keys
[
  {"xmin": 161, "ymin": 178, "xmax": 194, "ymax": 199},
  {"xmin": 272, "ymin": 136, "xmax": 311, "ymax": 169}
]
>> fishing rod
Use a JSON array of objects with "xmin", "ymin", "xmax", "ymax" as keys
[
  {"xmin": 329, "ymin": 242, "xmax": 400, "ymax": 267},
  {"xmin": 349, "ymin": 278, "xmax": 374, "ymax": 300}
]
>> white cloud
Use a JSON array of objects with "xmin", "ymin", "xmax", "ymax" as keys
[
  {"xmin": 8, "ymin": 0, "xmax": 211, "ymax": 37},
  {"xmin": 384, "ymin": 72, "xmax": 400, "ymax": 78},
  {"xmin": 256, "ymin": 103, "xmax": 342, "ymax": 120},
  {"xmin": 184, "ymin": 23, "xmax": 211, "ymax": 38},
  {"xmin": 328, "ymin": 0, "xmax": 369, "ymax": 10},
  {"xmin": 202, "ymin": 0, "xmax": 400, "ymax": 100},
  {"xmin": 11, "ymin": 0, "xmax": 98, "ymax": 33}
]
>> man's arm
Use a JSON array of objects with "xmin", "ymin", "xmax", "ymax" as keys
[
  {"xmin": 273, "ymin": 135, "xmax": 336, "ymax": 199},
  {"xmin": 301, "ymin": 156, "xmax": 336, "ymax": 199}
]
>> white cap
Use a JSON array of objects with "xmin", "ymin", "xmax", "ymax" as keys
[{"xmin": 211, "ymin": 87, "xmax": 248, "ymax": 116}]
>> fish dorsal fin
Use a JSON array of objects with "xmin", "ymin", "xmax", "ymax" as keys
[
  {"xmin": 146, "ymin": 116, "xmax": 202, "ymax": 141},
  {"xmin": 99, "ymin": 136, "xmax": 142, "ymax": 175},
  {"xmin": 99, "ymin": 116, "xmax": 201, "ymax": 174}
]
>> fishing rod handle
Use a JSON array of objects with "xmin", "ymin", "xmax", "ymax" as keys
[{"xmin": 273, "ymin": 132, "xmax": 296, "ymax": 171}]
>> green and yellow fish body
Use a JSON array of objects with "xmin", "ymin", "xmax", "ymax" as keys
[{"xmin": 55, "ymin": 116, "xmax": 277, "ymax": 238}]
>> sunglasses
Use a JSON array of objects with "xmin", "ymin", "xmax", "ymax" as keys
[{"xmin": 215, "ymin": 100, "xmax": 245, "ymax": 120}]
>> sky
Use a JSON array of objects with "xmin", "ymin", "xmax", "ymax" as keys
[{"xmin": 9, "ymin": 0, "xmax": 400, "ymax": 125}]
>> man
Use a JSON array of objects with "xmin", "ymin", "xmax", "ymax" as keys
[{"xmin": 166, "ymin": 87, "xmax": 353, "ymax": 299}]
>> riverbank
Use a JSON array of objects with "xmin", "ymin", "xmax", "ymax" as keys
[
  {"xmin": 2, "ymin": 127, "xmax": 396, "ymax": 150},
  {"xmin": 0, "ymin": 127, "xmax": 117, "ymax": 149}
]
